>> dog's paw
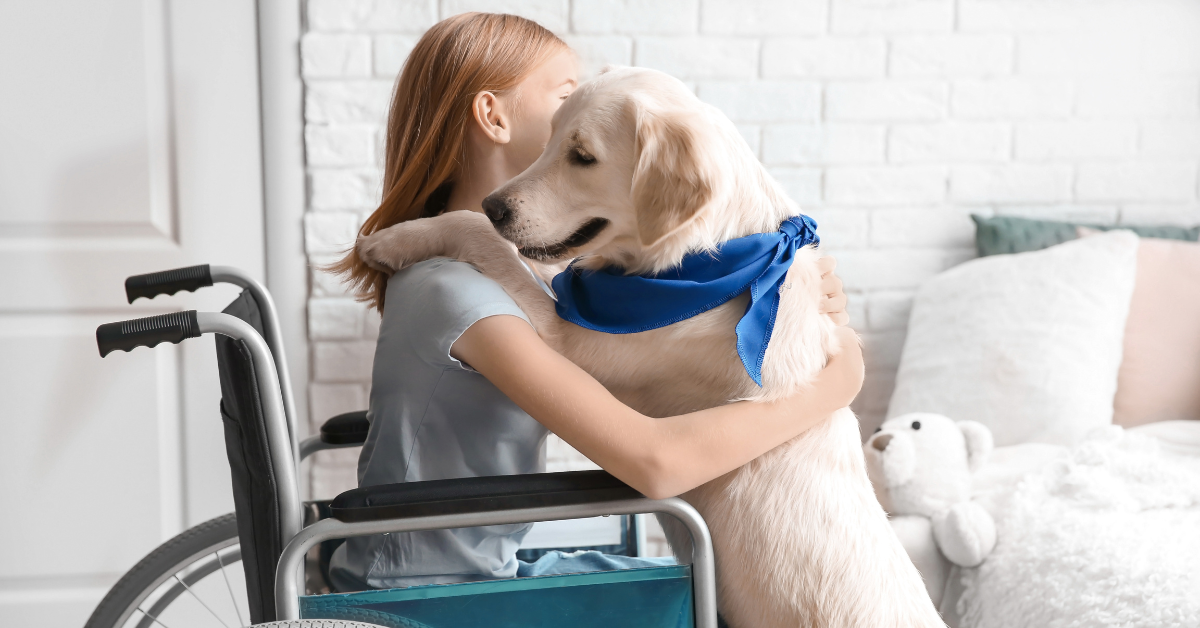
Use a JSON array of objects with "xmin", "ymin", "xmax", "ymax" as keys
[
  {"xmin": 355, "ymin": 234, "xmax": 400, "ymax": 273},
  {"xmin": 356, "ymin": 221, "xmax": 436, "ymax": 273},
  {"xmin": 356, "ymin": 211, "xmax": 502, "ymax": 275}
]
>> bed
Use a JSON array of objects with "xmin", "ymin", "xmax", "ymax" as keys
[
  {"xmin": 881, "ymin": 224, "xmax": 1200, "ymax": 627},
  {"xmin": 915, "ymin": 420, "xmax": 1200, "ymax": 627}
]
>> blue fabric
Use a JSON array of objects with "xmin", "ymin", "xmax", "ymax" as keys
[
  {"xmin": 551, "ymin": 215, "xmax": 820, "ymax": 386},
  {"xmin": 517, "ymin": 551, "xmax": 676, "ymax": 578},
  {"xmin": 302, "ymin": 565, "xmax": 695, "ymax": 628}
]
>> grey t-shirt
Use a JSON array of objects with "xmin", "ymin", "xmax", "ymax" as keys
[{"xmin": 329, "ymin": 258, "xmax": 547, "ymax": 590}]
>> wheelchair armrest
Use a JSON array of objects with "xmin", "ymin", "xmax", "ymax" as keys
[
  {"xmin": 320, "ymin": 410, "xmax": 369, "ymax": 445},
  {"xmin": 329, "ymin": 470, "xmax": 641, "ymax": 523}
]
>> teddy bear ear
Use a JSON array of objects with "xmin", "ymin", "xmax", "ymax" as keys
[{"xmin": 957, "ymin": 421, "xmax": 993, "ymax": 472}]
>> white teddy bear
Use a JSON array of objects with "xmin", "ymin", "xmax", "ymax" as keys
[{"xmin": 864, "ymin": 412, "xmax": 997, "ymax": 572}]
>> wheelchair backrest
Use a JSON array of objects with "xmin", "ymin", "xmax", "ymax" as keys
[{"xmin": 213, "ymin": 291, "xmax": 284, "ymax": 623}]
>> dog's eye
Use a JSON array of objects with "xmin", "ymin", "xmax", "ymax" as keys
[
  {"xmin": 873, "ymin": 427, "xmax": 881, "ymax": 433},
  {"xmin": 569, "ymin": 147, "xmax": 597, "ymax": 167},
  {"xmin": 911, "ymin": 421, "xmax": 921, "ymax": 430}
]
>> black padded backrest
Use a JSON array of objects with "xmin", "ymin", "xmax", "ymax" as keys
[{"xmin": 214, "ymin": 291, "xmax": 282, "ymax": 623}]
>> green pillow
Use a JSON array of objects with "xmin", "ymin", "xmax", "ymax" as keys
[{"xmin": 972, "ymin": 215, "xmax": 1200, "ymax": 257}]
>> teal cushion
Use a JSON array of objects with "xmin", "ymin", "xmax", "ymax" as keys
[
  {"xmin": 301, "ymin": 565, "xmax": 695, "ymax": 628},
  {"xmin": 972, "ymin": 215, "xmax": 1200, "ymax": 257}
]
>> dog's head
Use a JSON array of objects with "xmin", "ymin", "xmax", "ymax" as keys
[{"xmin": 482, "ymin": 67, "xmax": 730, "ymax": 269}]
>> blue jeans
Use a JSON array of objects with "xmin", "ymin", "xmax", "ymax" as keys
[{"xmin": 516, "ymin": 550, "xmax": 675, "ymax": 577}]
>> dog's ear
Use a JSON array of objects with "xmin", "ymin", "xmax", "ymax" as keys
[{"xmin": 632, "ymin": 108, "xmax": 715, "ymax": 247}]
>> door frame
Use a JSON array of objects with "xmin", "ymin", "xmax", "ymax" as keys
[{"xmin": 257, "ymin": 0, "xmax": 311, "ymax": 480}]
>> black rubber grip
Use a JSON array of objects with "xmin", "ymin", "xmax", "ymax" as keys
[
  {"xmin": 96, "ymin": 311, "xmax": 202, "ymax": 357},
  {"xmin": 125, "ymin": 264, "xmax": 213, "ymax": 303},
  {"xmin": 320, "ymin": 410, "xmax": 370, "ymax": 445},
  {"xmin": 329, "ymin": 470, "xmax": 641, "ymax": 523}
]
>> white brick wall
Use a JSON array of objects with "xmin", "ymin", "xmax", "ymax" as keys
[{"xmin": 300, "ymin": 0, "xmax": 1200, "ymax": 496}]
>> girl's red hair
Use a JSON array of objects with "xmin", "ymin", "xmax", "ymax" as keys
[{"xmin": 330, "ymin": 13, "xmax": 568, "ymax": 310}]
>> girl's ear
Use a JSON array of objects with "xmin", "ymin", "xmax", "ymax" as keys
[
  {"xmin": 472, "ymin": 91, "xmax": 512, "ymax": 144},
  {"xmin": 631, "ymin": 106, "xmax": 715, "ymax": 247}
]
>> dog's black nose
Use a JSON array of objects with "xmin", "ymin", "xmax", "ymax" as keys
[{"xmin": 482, "ymin": 195, "xmax": 510, "ymax": 225}]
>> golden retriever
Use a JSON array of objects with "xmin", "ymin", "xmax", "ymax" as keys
[{"xmin": 356, "ymin": 66, "xmax": 943, "ymax": 628}]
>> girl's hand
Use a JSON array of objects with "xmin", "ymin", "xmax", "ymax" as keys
[
  {"xmin": 817, "ymin": 256, "xmax": 849, "ymax": 326},
  {"xmin": 818, "ymin": 326, "xmax": 865, "ymax": 411}
]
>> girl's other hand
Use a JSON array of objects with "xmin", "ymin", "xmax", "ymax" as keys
[
  {"xmin": 818, "ymin": 326, "xmax": 865, "ymax": 411},
  {"xmin": 817, "ymin": 256, "xmax": 849, "ymax": 326}
]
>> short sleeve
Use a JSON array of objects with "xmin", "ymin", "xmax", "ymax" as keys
[{"xmin": 382, "ymin": 259, "xmax": 532, "ymax": 370}]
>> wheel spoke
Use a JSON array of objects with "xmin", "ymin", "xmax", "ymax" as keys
[
  {"xmin": 83, "ymin": 513, "xmax": 240, "ymax": 628},
  {"xmin": 173, "ymin": 574, "xmax": 233, "ymax": 628},
  {"xmin": 215, "ymin": 550, "xmax": 246, "ymax": 627},
  {"xmin": 135, "ymin": 607, "xmax": 173, "ymax": 628}
]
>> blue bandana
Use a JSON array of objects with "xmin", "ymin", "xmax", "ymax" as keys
[{"xmin": 551, "ymin": 215, "xmax": 820, "ymax": 386}]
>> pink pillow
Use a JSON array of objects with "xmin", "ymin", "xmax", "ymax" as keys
[{"xmin": 1109, "ymin": 234, "xmax": 1200, "ymax": 426}]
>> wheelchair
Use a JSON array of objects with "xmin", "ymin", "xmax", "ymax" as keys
[{"xmin": 85, "ymin": 264, "xmax": 718, "ymax": 628}]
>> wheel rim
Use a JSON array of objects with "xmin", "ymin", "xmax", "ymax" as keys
[
  {"xmin": 133, "ymin": 547, "xmax": 244, "ymax": 628},
  {"xmin": 115, "ymin": 536, "xmax": 247, "ymax": 628}
]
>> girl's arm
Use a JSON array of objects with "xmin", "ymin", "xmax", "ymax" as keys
[{"xmin": 452, "ymin": 316, "xmax": 864, "ymax": 500}]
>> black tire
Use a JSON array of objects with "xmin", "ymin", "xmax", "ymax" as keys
[
  {"xmin": 300, "ymin": 605, "xmax": 433, "ymax": 628},
  {"xmin": 254, "ymin": 622, "xmax": 390, "ymax": 627},
  {"xmin": 84, "ymin": 513, "xmax": 241, "ymax": 628},
  {"xmin": 85, "ymin": 512, "xmax": 391, "ymax": 628}
]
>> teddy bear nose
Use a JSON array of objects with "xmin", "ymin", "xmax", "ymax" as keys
[{"xmin": 872, "ymin": 433, "xmax": 894, "ymax": 451}]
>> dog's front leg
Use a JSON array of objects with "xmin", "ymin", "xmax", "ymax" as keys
[{"xmin": 357, "ymin": 211, "xmax": 567, "ymax": 344}]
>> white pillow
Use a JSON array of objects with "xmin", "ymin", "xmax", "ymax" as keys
[{"xmin": 887, "ymin": 231, "xmax": 1139, "ymax": 447}]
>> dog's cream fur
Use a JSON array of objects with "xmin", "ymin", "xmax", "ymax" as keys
[{"xmin": 357, "ymin": 67, "xmax": 944, "ymax": 628}]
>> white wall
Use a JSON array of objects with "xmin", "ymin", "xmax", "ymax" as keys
[{"xmin": 298, "ymin": 0, "xmax": 1200, "ymax": 495}]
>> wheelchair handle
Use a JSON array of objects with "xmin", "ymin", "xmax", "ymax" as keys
[
  {"xmin": 122, "ymin": 264, "xmax": 300, "ymax": 463},
  {"xmin": 125, "ymin": 264, "xmax": 213, "ymax": 303},
  {"xmin": 96, "ymin": 311, "xmax": 202, "ymax": 357}
]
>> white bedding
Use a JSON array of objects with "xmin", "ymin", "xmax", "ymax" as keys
[
  {"xmin": 887, "ymin": 232, "xmax": 1139, "ymax": 448},
  {"xmin": 908, "ymin": 421, "xmax": 1200, "ymax": 628}
]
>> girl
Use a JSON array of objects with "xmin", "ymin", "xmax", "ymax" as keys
[{"xmin": 329, "ymin": 13, "xmax": 863, "ymax": 591}]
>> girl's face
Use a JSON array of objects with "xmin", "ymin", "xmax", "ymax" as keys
[{"xmin": 505, "ymin": 50, "xmax": 579, "ymax": 173}]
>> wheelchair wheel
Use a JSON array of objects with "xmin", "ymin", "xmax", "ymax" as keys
[
  {"xmin": 254, "ymin": 623, "xmax": 390, "ymax": 627},
  {"xmin": 84, "ymin": 513, "xmax": 247, "ymax": 628}
]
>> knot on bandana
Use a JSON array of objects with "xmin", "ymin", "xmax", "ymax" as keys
[{"xmin": 551, "ymin": 215, "xmax": 820, "ymax": 386}]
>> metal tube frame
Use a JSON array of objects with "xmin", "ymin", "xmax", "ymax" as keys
[
  {"xmin": 274, "ymin": 497, "xmax": 718, "ymax": 628},
  {"xmin": 196, "ymin": 312, "xmax": 304, "ymax": 548},
  {"xmin": 298, "ymin": 435, "xmax": 361, "ymax": 460},
  {"xmin": 210, "ymin": 265, "xmax": 300, "ymax": 462},
  {"xmin": 207, "ymin": 269, "xmax": 356, "ymax": 468}
]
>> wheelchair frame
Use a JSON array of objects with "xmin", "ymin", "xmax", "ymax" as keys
[{"xmin": 96, "ymin": 264, "xmax": 720, "ymax": 628}]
